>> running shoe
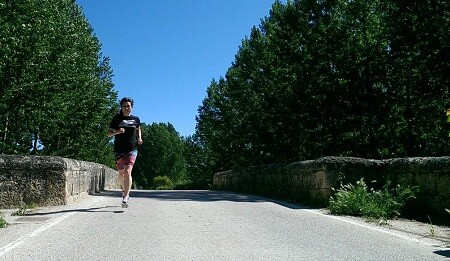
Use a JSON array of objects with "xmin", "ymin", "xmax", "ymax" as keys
[{"xmin": 121, "ymin": 197, "xmax": 129, "ymax": 208}]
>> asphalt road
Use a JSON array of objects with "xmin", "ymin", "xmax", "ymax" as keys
[{"xmin": 0, "ymin": 190, "xmax": 449, "ymax": 261}]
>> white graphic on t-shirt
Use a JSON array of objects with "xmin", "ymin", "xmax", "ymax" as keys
[{"xmin": 119, "ymin": 120, "xmax": 136, "ymax": 128}]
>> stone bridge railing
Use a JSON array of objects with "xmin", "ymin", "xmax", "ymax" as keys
[
  {"xmin": 0, "ymin": 154, "xmax": 119, "ymax": 208},
  {"xmin": 3, "ymin": 154, "xmax": 449, "ymax": 221},
  {"xmin": 213, "ymin": 156, "xmax": 450, "ymax": 219}
]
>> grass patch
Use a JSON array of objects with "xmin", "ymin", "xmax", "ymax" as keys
[
  {"xmin": 428, "ymin": 215, "xmax": 436, "ymax": 236},
  {"xmin": 11, "ymin": 202, "xmax": 37, "ymax": 216},
  {"xmin": 0, "ymin": 213, "xmax": 7, "ymax": 228},
  {"xmin": 328, "ymin": 178, "xmax": 419, "ymax": 220}
]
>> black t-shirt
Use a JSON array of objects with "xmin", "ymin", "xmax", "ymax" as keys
[{"xmin": 109, "ymin": 114, "xmax": 141, "ymax": 153}]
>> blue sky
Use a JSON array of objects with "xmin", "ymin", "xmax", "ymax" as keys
[{"xmin": 75, "ymin": 0, "xmax": 282, "ymax": 137}]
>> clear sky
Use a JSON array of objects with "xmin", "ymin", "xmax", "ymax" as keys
[{"xmin": 75, "ymin": 0, "xmax": 282, "ymax": 137}]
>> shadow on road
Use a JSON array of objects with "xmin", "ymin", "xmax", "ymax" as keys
[
  {"xmin": 14, "ymin": 190, "xmax": 308, "ymax": 218},
  {"xmin": 434, "ymin": 250, "xmax": 450, "ymax": 258},
  {"xmin": 97, "ymin": 189, "xmax": 311, "ymax": 210},
  {"xmin": 24, "ymin": 206, "xmax": 125, "ymax": 216}
]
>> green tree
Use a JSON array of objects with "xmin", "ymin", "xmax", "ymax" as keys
[
  {"xmin": 182, "ymin": 134, "xmax": 212, "ymax": 189},
  {"xmin": 324, "ymin": 0, "xmax": 391, "ymax": 158},
  {"xmin": 133, "ymin": 123, "xmax": 187, "ymax": 189},
  {"xmin": 386, "ymin": 0, "xmax": 450, "ymax": 156},
  {"xmin": 195, "ymin": 0, "xmax": 450, "ymax": 175},
  {"xmin": 0, "ymin": 0, "xmax": 117, "ymax": 164},
  {"xmin": 196, "ymin": 78, "xmax": 235, "ymax": 172}
]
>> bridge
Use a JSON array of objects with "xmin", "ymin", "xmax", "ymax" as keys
[{"xmin": 1, "ymin": 155, "xmax": 450, "ymax": 260}]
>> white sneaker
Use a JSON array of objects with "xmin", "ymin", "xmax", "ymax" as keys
[{"xmin": 121, "ymin": 197, "xmax": 129, "ymax": 208}]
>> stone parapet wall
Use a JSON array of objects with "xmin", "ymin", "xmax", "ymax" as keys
[
  {"xmin": 384, "ymin": 157, "xmax": 450, "ymax": 217},
  {"xmin": 0, "ymin": 154, "xmax": 119, "ymax": 208},
  {"xmin": 213, "ymin": 156, "xmax": 450, "ymax": 217}
]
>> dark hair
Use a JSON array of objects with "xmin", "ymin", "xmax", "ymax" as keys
[
  {"xmin": 120, "ymin": 97, "xmax": 134, "ymax": 107},
  {"xmin": 119, "ymin": 97, "xmax": 134, "ymax": 115}
]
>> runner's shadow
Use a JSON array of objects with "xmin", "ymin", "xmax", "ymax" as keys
[{"xmin": 25, "ymin": 206, "xmax": 124, "ymax": 216}]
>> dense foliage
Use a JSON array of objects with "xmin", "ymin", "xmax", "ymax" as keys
[
  {"xmin": 2, "ymin": 0, "xmax": 449, "ymax": 190},
  {"xmin": 195, "ymin": 0, "xmax": 450, "ymax": 175},
  {"xmin": 181, "ymin": 133, "xmax": 216, "ymax": 189},
  {"xmin": 0, "ymin": 0, "xmax": 117, "ymax": 165},
  {"xmin": 133, "ymin": 123, "xmax": 188, "ymax": 189},
  {"xmin": 152, "ymin": 176, "xmax": 174, "ymax": 190}
]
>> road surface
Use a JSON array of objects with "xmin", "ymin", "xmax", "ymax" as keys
[{"xmin": 0, "ymin": 190, "xmax": 449, "ymax": 260}]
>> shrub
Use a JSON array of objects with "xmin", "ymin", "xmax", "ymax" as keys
[
  {"xmin": 328, "ymin": 178, "xmax": 419, "ymax": 219},
  {"xmin": 11, "ymin": 202, "xmax": 36, "ymax": 216},
  {"xmin": 153, "ymin": 176, "xmax": 174, "ymax": 190},
  {"xmin": 0, "ymin": 214, "xmax": 7, "ymax": 228}
]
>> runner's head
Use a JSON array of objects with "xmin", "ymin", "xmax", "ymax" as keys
[{"xmin": 119, "ymin": 97, "xmax": 134, "ymax": 115}]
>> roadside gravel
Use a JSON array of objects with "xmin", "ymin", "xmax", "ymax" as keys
[{"xmin": 318, "ymin": 210, "xmax": 450, "ymax": 246}]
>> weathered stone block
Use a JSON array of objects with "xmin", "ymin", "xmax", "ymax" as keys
[{"xmin": 0, "ymin": 154, "xmax": 119, "ymax": 208}]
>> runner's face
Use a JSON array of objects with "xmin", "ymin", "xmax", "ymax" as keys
[{"xmin": 121, "ymin": 102, "xmax": 132, "ymax": 116}]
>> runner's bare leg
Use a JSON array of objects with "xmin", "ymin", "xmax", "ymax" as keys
[
  {"xmin": 122, "ymin": 165, "xmax": 133, "ymax": 199},
  {"xmin": 118, "ymin": 170, "xmax": 125, "ymax": 197}
]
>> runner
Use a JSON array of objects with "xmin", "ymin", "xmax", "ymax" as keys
[{"xmin": 107, "ymin": 97, "xmax": 143, "ymax": 207}]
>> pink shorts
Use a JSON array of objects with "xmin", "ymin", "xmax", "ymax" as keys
[{"xmin": 115, "ymin": 150, "xmax": 138, "ymax": 171}]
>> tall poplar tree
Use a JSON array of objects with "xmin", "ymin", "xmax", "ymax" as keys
[
  {"xmin": 195, "ymin": 0, "xmax": 450, "ymax": 175},
  {"xmin": 0, "ymin": 0, "xmax": 117, "ymax": 164},
  {"xmin": 386, "ymin": 0, "xmax": 450, "ymax": 156}
]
